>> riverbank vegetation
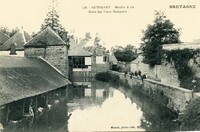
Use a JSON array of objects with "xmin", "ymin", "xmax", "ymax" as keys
[
  {"xmin": 95, "ymin": 72, "xmax": 112, "ymax": 82},
  {"xmin": 95, "ymin": 72, "xmax": 119, "ymax": 84},
  {"xmin": 178, "ymin": 97, "xmax": 200, "ymax": 130}
]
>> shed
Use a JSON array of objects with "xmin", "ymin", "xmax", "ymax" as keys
[{"xmin": 0, "ymin": 56, "xmax": 71, "ymax": 106}]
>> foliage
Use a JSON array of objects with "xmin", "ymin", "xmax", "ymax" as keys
[
  {"xmin": 0, "ymin": 26, "xmax": 19, "ymax": 37},
  {"xmin": 164, "ymin": 49, "xmax": 200, "ymax": 90},
  {"xmin": 178, "ymin": 98, "xmax": 200, "ymax": 130},
  {"xmin": 110, "ymin": 73, "xmax": 120, "ymax": 84},
  {"xmin": 40, "ymin": 0, "xmax": 68, "ymax": 42},
  {"xmin": 141, "ymin": 11, "xmax": 181, "ymax": 66},
  {"xmin": 95, "ymin": 72, "xmax": 112, "ymax": 82},
  {"xmin": 95, "ymin": 72, "xmax": 120, "ymax": 84},
  {"xmin": 114, "ymin": 44, "xmax": 137, "ymax": 62}
]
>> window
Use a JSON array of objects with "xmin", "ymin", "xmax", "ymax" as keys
[
  {"xmin": 103, "ymin": 56, "xmax": 107, "ymax": 62},
  {"xmin": 69, "ymin": 57, "xmax": 87, "ymax": 68}
]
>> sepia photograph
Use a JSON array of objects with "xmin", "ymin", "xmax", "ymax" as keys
[{"xmin": 0, "ymin": 0, "xmax": 200, "ymax": 131}]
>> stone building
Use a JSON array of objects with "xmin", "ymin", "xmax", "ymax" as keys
[
  {"xmin": 24, "ymin": 27, "xmax": 69, "ymax": 78},
  {"xmin": 86, "ymin": 45, "xmax": 110, "ymax": 74},
  {"xmin": 68, "ymin": 37, "xmax": 92, "ymax": 88}
]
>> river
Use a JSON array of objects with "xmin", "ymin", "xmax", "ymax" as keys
[
  {"xmin": 4, "ymin": 80, "xmax": 179, "ymax": 132},
  {"xmin": 67, "ymin": 80, "xmax": 179, "ymax": 131}
]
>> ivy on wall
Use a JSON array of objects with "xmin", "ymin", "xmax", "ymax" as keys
[{"xmin": 163, "ymin": 48, "xmax": 200, "ymax": 91}]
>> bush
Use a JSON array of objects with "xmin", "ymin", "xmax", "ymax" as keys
[
  {"xmin": 95, "ymin": 72, "xmax": 112, "ymax": 82},
  {"xmin": 178, "ymin": 98, "xmax": 200, "ymax": 130}
]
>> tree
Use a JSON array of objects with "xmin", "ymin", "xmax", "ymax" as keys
[
  {"xmin": 9, "ymin": 27, "xmax": 20, "ymax": 37},
  {"xmin": 0, "ymin": 26, "xmax": 19, "ymax": 37},
  {"xmin": 40, "ymin": 0, "xmax": 68, "ymax": 42},
  {"xmin": 114, "ymin": 44, "xmax": 137, "ymax": 62},
  {"xmin": 0, "ymin": 26, "xmax": 9, "ymax": 36},
  {"xmin": 141, "ymin": 11, "xmax": 181, "ymax": 66}
]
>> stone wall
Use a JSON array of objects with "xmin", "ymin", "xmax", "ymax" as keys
[
  {"xmin": 25, "ymin": 46, "xmax": 69, "ymax": 78},
  {"xmin": 160, "ymin": 61, "xmax": 180, "ymax": 86},
  {"xmin": 131, "ymin": 63, "xmax": 161, "ymax": 80},
  {"xmin": 24, "ymin": 48, "xmax": 45, "ymax": 57},
  {"xmin": 130, "ymin": 59, "xmax": 180, "ymax": 86},
  {"xmin": 109, "ymin": 70, "xmax": 194, "ymax": 113},
  {"xmin": 163, "ymin": 42, "xmax": 200, "ymax": 50}
]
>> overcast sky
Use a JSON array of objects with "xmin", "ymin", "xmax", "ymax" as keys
[{"xmin": 0, "ymin": 0, "xmax": 200, "ymax": 50}]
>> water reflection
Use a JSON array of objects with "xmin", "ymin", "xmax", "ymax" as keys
[
  {"xmin": 5, "ymin": 80, "xmax": 179, "ymax": 131},
  {"xmin": 120, "ymin": 88, "xmax": 179, "ymax": 131},
  {"xmin": 68, "ymin": 81, "xmax": 179, "ymax": 131},
  {"xmin": 5, "ymin": 99, "xmax": 69, "ymax": 132}
]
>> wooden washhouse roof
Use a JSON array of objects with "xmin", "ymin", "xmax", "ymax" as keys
[
  {"xmin": 0, "ymin": 56, "xmax": 71, "ymax": 106},
  {"xmin": 0, "ymin": 30, "xmax": 32, "ymax": 50},
  {"xmin": 25, "ymin": 27, "xmax": 68, "ymax": 48}
]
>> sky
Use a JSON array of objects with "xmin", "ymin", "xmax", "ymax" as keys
[{"xmin": 0, "ymin": 0, "xmax": 200, "ymax": 50}]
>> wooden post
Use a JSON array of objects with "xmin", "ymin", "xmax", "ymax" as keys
[
  {"xmin": 59, "ymin": 88, "xmax": 62, "ymax": 99},
  {"xmin": 35, "ymin": 96, "xmax": 38, "ymax": 113},
  {"xmin": 46, "ymin": 93, "xmax": 49, "ymax": 105},
  {"xmin": 34, "ymin": 95, "xmax": 38, "ymax": 130},
  {"xmin": 45, "ymin": 93, "xmax": 49, "ymax": 127},
  {"xmin": 5, "ymin": 105, "xmax": 9, "ymax": 124},
  {"xmin": 22, "ymin": 99, "xmax": 25, "ymax": 116},
  {"xmin": 53, "ymin": 90, "xmax": 55, "ymax": 101}
]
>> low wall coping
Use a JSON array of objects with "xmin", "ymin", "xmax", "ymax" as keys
[
  {"xmin": 144, "ymin": 79, "xmax": 192, "ymax": 93},
  {"xmin": 109, "ymin": 70, "xmax": 192, "ymax": 93}
]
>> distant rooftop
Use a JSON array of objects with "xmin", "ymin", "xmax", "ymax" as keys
[
  {"xmin": 0, "ymin": 31, "xmax": 10, "ymax": 45},
  {"xmin": 109, "ymin": 54, "xmax": 118, "ymax": 63},
  {"xmin": 0, "ymin": 30, "xmax": 32, "ymax": 50},
  {"xmin": 68, "ymin": 38, "xmax": 91, "ymax": 56}
]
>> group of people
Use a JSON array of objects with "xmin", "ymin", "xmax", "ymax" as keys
[{"xmin": 124, "ymin": 70, "xmax": 147, "ymax": 82}]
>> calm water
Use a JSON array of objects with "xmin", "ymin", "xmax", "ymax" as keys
[
  {"xmin": 68, "ymin": 81, "xmax": 179, "ymax": 132},
  {"xmin": 4, "ymin": 80, "xmax": 179, "ymax": 132}
]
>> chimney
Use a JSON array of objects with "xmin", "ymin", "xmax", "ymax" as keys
[{"xmin": 9, "ymin": 43, "xmax": 17, "ymax": 55}]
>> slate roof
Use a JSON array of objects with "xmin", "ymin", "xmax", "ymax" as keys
[
  {"xmin": 0, "ymin": 56, "xmax": 71, "ymax": 106},
  {"xmin": 25, "ymin": 27, "xmax": 68, "ymax": 48},
  {"xmin": 0, "ymin": 31, "xmax": 10, "ymax": 45},
  {"xmin": 0, "ymin": 30, "xmax": 32, "ymax": 50},
  {"xmin": 131, "ymin": 54, "xmax": 143, "ymax": 64},
  {"xmin": 109, "ymin": 54, "xmax": 118, "ymax": 63},
  {"xmin": 68, "ymin": 38, "xmax": 91, "ymax": 56},
  {"xmin": 86, "ymin": 46, "xmax": 108, "ymax": 56}
]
